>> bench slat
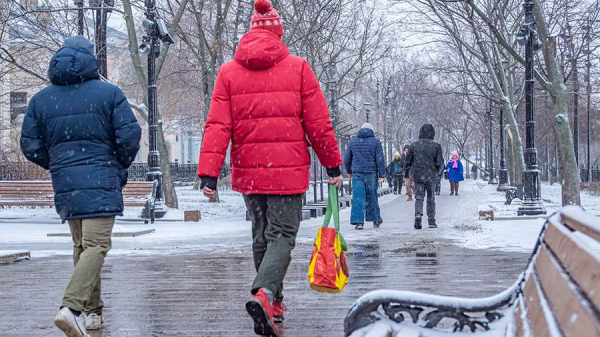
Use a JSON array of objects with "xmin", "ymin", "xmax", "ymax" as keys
[
  {"xmin": 0, "ymin": 200, "xmax": 146, "ymax": 207},
  {"xmin": 513, "ymin": 298, "xmax": 527, "ymax": 337},
  {"xmin": 545, "ymin": 218, "xmax": 600, "ymax": 310},
  {"xmin": 522, "ymin": 274, "xmax": 552, "ymax": 337},
  {"xmin": 535, "ymin": 245, "xmax": 600, "ymax": 337},
  {"xmin": 561, "ymin": 208, "xmax": 600, "ymax": 242}
]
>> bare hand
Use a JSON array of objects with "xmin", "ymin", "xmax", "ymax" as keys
[
  {"xmin": 348, "ymin": 174, "xmax": 353, "ymax": 179},
  {"xmin": 329, "ymin": 175, "xmax": 343, "ymax": 189},
  {"xmin": 203, "ymin": 186, "xmax": 216, "ymax": 199},
  {"xmin": 378, "ymin": 178, "xmax": 384, "ymax": 183}
]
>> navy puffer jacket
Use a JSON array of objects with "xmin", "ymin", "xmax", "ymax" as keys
[
  {"xmin": 344, "ymin": 128, "xmax": 386, "ymax": 177},
  {"xmin": 20, "ymin": 42, "xmax": 142, "ymax": 220}
]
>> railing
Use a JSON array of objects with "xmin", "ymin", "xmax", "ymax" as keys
[
  {"xmin": 580, "ymin": 166, "xmax": 600, "ymax": 183},
  {"xmin": 0, "ymin": 162, "xmax": 232, "ymax": 183}
]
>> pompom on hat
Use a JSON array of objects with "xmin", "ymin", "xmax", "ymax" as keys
[{"xmin": 251, "ymin": 0, "xmax": 284, "ymax": 37}]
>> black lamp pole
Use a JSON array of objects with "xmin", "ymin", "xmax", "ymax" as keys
[
  {"xmin": 585, "ymin": 21, "xmax": 592, "ymax": 182},
  {"xmin": 497, "ymin": 65, "xmax": 509, "ymax": 191},
  {"xmin": 517, "ymin": 0, "xmax": 546, "ymax": 216},
  {"xmin": 488, "ymin": 90, "xmax": 497, "ymax": 185},
  {"xmin": 140, "ymin": 0, "xmax": 173, "ymax": 222}
]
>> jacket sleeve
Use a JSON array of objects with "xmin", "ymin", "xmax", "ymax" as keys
[
  {"xmin": 376, "ymin": 140, "xmax": 386, "ymax": 178},
  {"xmin": 300, "ymin": 61, "xmax": 342, "ymax": 169},
  {"xmin": 197, "ymin": 69, "xmax": 232, "ymax": 178},
  {"xmin": 343, "ymin": 144, "xmax": 353, "ymax": 174},
  {"xmin": 436, "ymin": 145, "xmax": 445, "ymax": 172},
  {"xmin": 20, "ymin": 99, "xmax": 50, "ymax": 170},
  {"xmin": 112, "ymin": 87, "xmax": 142, "ymax": 169}
]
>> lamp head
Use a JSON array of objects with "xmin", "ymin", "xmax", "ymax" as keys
[{"xmin": 516, "ymin": 26, "xmax": 528, "ymax": 46}]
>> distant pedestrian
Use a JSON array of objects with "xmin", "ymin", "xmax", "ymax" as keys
[
  {"xmin": 446, "ymin": 151, "xmax": 464, "ymax": 195},
  {"xmin": 401, "ymin": 145, "xmax": 414, "ymax": 201},
  {"xmin": 435, "ymin": 167, "xmax": 443, "ymax": 196},
  {"xmin": 344, "ymin": 123, "xmax": 386, "ymax": 230},
  {"xmin": 471, "ymin": 164, "xmax": 478, "ymax": 180},
  {"xmin": 404, "ymin": 124, "xmax": 444, "ymax": 229},
  {"xmin": 20, "ymin": 36, "xmax": 142, "ymax": 337},
  {"xmin": 197, "ymin": 1, "xmax": 343, "ymax": 335},
  {"xmin": 386, "ymin": 151, "xmax": 403, "ymax": 194}
]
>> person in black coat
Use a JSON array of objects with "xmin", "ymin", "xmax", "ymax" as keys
[
  {"xmin": 386, "ymin": 151, "xmax": 403, "ymax": 194},
  {"xmin": 20, "ymin": 36, "xmax": 141, "ymax": 335},
  {"xmin": 404, "ymin": 124, "xmax": 444, "ymax": 229}
]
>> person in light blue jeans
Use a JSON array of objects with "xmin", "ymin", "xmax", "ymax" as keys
[{"xmin": 344, "ymin": 123, "xmax": 386, "ymax": 230}]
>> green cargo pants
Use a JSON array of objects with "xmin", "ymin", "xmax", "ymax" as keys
[
  {"xmin": 243, "ymin": 194, "xmax": 303, "ymax": 302},
  {"xmin": 61, "ymin": 217, "xmax": 115, "ymax": 314}
]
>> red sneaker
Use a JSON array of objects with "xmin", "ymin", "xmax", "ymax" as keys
[
  {"xmin": 246, "ymin": 290, "xmax": 278, "ymax": 336},
  {"xmin": 273, "ymin": 301, "xmax": 286, "ymax": 323}
]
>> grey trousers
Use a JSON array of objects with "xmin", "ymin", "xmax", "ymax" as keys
[
  {"xmin": 243, "ymin": 194, "xmax": 303, "ymax": 302},
  {"xmin": 414, "ymin": 182, "xmax": 436, "ymax": 221}
]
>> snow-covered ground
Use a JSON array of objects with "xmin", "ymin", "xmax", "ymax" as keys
[{"xmin": 1, "ymin": 180, "xmax": 599, "ymax": 259}]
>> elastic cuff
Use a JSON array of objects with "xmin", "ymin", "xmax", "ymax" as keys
[
  {"xmin": 327, "ymin": 166, "xmax": 342, "ymax": 177},
  {"xmin": 199, "ymin": 176, "xmax": 218, "ymax": 190}
]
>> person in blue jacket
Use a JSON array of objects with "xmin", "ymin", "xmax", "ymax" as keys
[
  {"xmin": 344, "ymin": 123, "xmax": 386, "ymax": 230},
  {"xmin": 20, "ymin": 36, "xmax": 141, "ymax": 336},
  {"xmin": 445, "ymin": 151, "xmax": 464, "ymax": 195}
]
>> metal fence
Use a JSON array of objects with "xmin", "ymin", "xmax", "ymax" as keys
[
  {"xmin": 0, "ymin": 162, "xmax": 231, "ymax": 182},
  {"xmin": 580, "ymin": 167, "xmax": 600, "ymax": 183}
]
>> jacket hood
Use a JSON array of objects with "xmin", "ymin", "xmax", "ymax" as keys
[
  {"xmin": 234, "ymin": 30, "xmax": 290, "ymax": 70},
  {"xmin": 419, "ymin": 124, "xmax": 436, "ymax": 140},
  {"xmin": 357, "ymin": 128, "xmax": 375, "ymax": 138},
  {"xmin": 48, "ymin": 46, "xmax": 100, "ymax": 85}
]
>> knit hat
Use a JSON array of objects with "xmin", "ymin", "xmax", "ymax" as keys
[
  {"xmin": 361, "ymin": 123, "xmax": 375, "ymax": 132},
  {"xmin": 394, "ymin": 151, "xmax": 401, "ymax": 158},
  {"xmin": 251, "ymin": 0, "xmax": 284, "ymax": 37}
]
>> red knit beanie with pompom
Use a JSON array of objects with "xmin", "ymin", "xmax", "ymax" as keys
[{"xmin": 251, "ymin": 0, "xmax": 284, "ymax": 37}]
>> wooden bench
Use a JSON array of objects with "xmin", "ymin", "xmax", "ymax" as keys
[
  {"xmin": 344, "ymin": 206, "xmax": 600, "ymax": 337},
  {"xmin": 0, "ymin": 181, "xmax": 153, "ymax": 208},
  {"xmin": 505, "ymin": 185, "xmax": 524, "ymax": 205}
]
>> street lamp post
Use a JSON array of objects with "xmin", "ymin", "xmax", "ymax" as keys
[
  {"xmin": 364, "ymin": 102, "xmax": 371, "ymax": 123},
  {"xmin": 139, "ymin": 0, "xmax": 174, "ymax": 222},
  {"xmin": 488, "ymin": 90, "xmax": 497, "ymax": 185},
  {"xmin": 74, "ymin": 0, "xmax": 84, "ymax": 35},
  {"xmin": 585, "ymin": 21, "xmax": 592, "ymax": 182},
  {"xmin": 516, "ymin": 0, "xmax": 546, "ymax": 216},
  {"xmin": 497, "ymin": 64, "xmax": 509, "ymax": 191}
]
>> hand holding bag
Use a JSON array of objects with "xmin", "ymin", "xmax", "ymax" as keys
[{"xmin": 307, "ymin": 185, "xmax": 349, "ymax": 293}]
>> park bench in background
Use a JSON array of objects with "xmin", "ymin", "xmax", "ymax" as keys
[
  {"xmin": 0, "ymin": 181, "xmax": 153, "ymax": 208},
  {"xmin": 344, "ymin": 206, "xmax": 600, "ymax": 337},
  {"xmin": 505, "ymin": 185, "xmax": 524, "ymax": 205}
]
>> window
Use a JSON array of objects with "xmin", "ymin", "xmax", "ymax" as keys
[{"xmin": 10, "ymin": 92, "xmax": 27, "ymax": 122}]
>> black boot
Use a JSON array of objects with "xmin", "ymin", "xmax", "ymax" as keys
[
  {"xmin": 428, "ymin": 220, "xmax": 437, "ymax": 228},
  {"xmin": 414, "ymin": 216, "xmax": 422, "ymax": 230},
  {"xmin": 373, "ymin": 219, "xmax": 383, "ymax": 229},
  {"xmin": 354, "ymin": 223, "xmax": 364, "ymax": 230}
]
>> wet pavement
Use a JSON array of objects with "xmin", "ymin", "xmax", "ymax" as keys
[{"xmin": 0, "ymin": 182, "xmax": 531, "ymax": 336}]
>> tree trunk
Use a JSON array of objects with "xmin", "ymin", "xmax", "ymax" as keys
[{"xmin": 159, "ymin": 126, "xmax": 179, "ymax": 208}]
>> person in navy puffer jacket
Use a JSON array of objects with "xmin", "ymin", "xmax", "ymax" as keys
[
  {"xmin": 344, "ymin": 123, "xmax": 386, "ymax": 230},
  {"xmin": 20, "ymin": 36, "xmax": 141, "ymax": 336}
]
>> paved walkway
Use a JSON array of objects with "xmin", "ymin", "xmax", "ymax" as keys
[{"xmin": 0, "ymin": 181, "xmax": 531, "ymax": 336}]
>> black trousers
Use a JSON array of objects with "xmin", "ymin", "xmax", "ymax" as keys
[
  {"xmin": 243, "ymin": 194, "xmax": 303, "ymax": 302},
  {"xmin": 414, "ymin": 182, "xmax": 436, "ymax": 221}
]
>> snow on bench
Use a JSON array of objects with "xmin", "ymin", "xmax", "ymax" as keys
[{"xmin": 344, "ymin": 206, "xmax": 600, "ymax": 337}]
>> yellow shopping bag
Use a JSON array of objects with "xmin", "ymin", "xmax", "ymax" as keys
[{"xmin": 307, "ymin": 185, "xmax": 349, "ymax": 293}]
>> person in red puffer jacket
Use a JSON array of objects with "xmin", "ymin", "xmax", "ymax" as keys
[{"xmin": 197, "ymin": 0, "xmax": 343, "ymax": 335}]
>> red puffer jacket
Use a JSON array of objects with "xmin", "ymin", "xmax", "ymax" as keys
[{"xmin": 197, "ymin": 30, "xmax": 342, "ymax": 195}]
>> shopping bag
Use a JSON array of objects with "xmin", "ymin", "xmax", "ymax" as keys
[{"xmin": 307, "ymin": 184, "xmax": 349, "ymax": 293}]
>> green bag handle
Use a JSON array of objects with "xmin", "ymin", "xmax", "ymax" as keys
[{"xmin": 322, "ymin": 184, "xmax": 347, "ymax": 251}]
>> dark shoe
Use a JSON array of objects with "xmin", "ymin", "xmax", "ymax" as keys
[
  {"xmin": 246, "ymin": 290, "xmax": 278, "ymax": 336},
  {"xmin": 407, "ymin": 197, "xmax": 413, "ymax": 202},
  {"xmin": 414, "ymin": 217, "xmax": 422, "ymax": 230},
  {"xmin": 450, "ymin": 192, "xmax": 454, "ymax": 196},
  {"xmin": 354, "ymin": 223, "xmax": 364, "ymax": 230},
  {"xmin": 455, "ymin": 193, "xmax": 459, "ymax": 196},
  {"xmin": 373, "ymin": 219, "xmax": 383, "ymax": 229},
  {"xmin": 273, "ymin": 301, "xmax": 286, "ymax": 324},
  {"xmin": 429, "ymin": 221, "xmax": 437, "ymax": 228}
]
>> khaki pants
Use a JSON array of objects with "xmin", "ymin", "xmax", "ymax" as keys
[
  {"xmin": 62, "ymin": 217, "xmax": 115, "ymax": 314},
  {"xmin": 404, "ymin": 178, "xmax": 413, "ymax": 197}
]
